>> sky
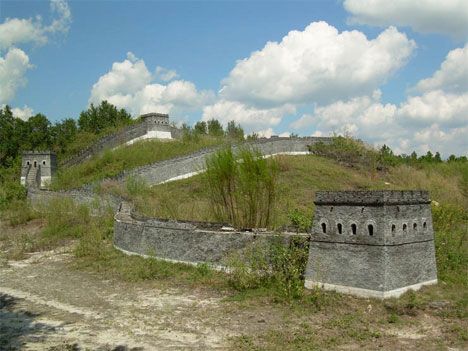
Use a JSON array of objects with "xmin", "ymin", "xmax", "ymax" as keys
[{"xmin": 0, "ymin": 0, "xmax": 467, "ymax": 157}]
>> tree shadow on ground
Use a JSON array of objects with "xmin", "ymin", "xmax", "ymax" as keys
[
  {"xmin": 0, "ymin": 293, "xmax": 144, "ymax": 350},
  {"xmin": 0, "ymin": 293, "xmax": 59, "ymax": 350}
]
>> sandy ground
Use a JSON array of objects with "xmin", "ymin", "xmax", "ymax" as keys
[{"xmin": 0, "ymin": 248, "xmax": 235, "ymax": 350}]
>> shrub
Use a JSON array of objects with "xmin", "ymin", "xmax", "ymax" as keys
[
  {"xmin": 227, "ymin": 237, "xmax": 309, "ymax": 302},
  {"xmin": 288, "ymin": 208, "xmax": 312, "ymax": 232},
  {"xmin": 205, "ymin": 146, "xmax": 278, "ymax": 228}
]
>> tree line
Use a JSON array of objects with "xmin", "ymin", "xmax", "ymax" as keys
[{"xmin": 0, "ymin": 101, "xmax": 132, "ymax": 168}]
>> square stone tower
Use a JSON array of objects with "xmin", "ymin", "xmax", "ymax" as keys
[
  {"xmin": 21, "ymin": 151, "xmax": 57, "ymax": 189},
  {"xmin": 140, "ymin": 112, "xmax": 172, "ymax": 139},
  {"xmin": 305, "ymin": 190, "xmax": 437, "ymax": 298}
]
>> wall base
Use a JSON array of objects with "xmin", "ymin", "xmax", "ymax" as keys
[{"xmin": 304, "ymin": 279, "xmax": 437, "ymax": 299}]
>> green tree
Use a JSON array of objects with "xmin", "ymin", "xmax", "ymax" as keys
[
  {"xmin": 194, "ymin": 121, "xmax": 207, "ymax": 135},
  {"xmin": 207, "ymin": 119, "xmax": 224, "ymax": 137},
  {"xmin": 226, "ymin": 120, "xmax": 244, "ymax": 140},
  {"xmin": 78, "ymin": 101, "xmax": 131, "ymax": 134},
  {"xmin": 52, "ymin": 118, "xmax": 78, "ymax": 155}
]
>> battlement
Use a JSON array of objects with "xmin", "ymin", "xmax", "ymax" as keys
[
  {"xmin": 305, "ymin": 189, "xmax": 437, "ymax": 298},
  {"xmin": 140, "ymin": 112, "xmax": 170, "ymax": 125},
  {"xmin": 315, "ymin": 190, "xmax": 430, "ymax": 205},
  {"xmin": 22, "ymin": 150, "xmax": 57, "ymax": 156}
]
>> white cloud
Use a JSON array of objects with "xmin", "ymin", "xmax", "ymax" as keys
[
  {"xmin": 0, "ymin": 0, "xmax": 71, "ymax": 51},
  {"xmin": 414, "ymin": 43, "xmax": 468, "ymax": 93},
  {"xmin": 0, "ymin": 48, "xmax": 33, "ymax": 104},
  {"xmin": 89, "ymin": 52, "xmax": 214, "ymax": 117},
  {"xmin": 202, "ymin": 100, "xmax": 295, "ymax": 131},
  {"xmin": 0, "ymin": 0, "xmax": 71, "ymax": 104},
  {"xmin": 344, "ymin": 0, "xmax": 468, "ymax": 38},
  {"xmin": 220, "ymin": 22, "xmax": 415, "ymax": 107},
  {"xmin": 292, "ymin": 91, "xmax": 399, "ymax": 141},
  {"xmin": 399, "ymin": 90, "xmax": 468, "ymax": 128},
  {"xmin": 155, "ymin": 66, "xmax": 179, "ymax": 82},
  {"xmin": 11, "ymin": 105, "xmax": 34, "ymax": 120}
]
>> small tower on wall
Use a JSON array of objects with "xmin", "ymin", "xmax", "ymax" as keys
[
  {"xmin": 21, "ymin": 151, "xmax": 57, "ymax": 189},
  {"xmin": 140, "ymin": 112, "xmax": 172, "ymax": 139},
  {"xmin": 305, "ymin": 190, "xmax": 437, "ymax": 298}
]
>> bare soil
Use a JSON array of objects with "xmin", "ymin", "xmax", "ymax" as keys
[{"xmin": 0, "ymin": 220, "xmax": 466, "ymax": 350}]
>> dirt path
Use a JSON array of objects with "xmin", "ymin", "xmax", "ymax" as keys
[{"xmin": 0, "ymin": 248, "xmax": 233, "ymax": 350}]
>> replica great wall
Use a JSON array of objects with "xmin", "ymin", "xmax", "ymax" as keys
[{"xmin": 21, "ymin": 112, "xmax": 438, "ymax": 299}]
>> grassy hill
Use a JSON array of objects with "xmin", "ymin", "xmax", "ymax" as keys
[
  {"xmin": 101, "ymin": 153, "xmax": 467, "ymax": 227},
  {"xmin": 51, "ymin": 135, "xmax": 224, "ymax": 190},
  {"xmin": 1, "ymin": 136, "xmax": 467, "ymax": 349}
]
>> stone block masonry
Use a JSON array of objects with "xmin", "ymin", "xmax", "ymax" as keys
[
  {"xmin": 114, "ymin": 202, "xmax": 309, "ymax": 267},
  {"xmin": 305, "ymin": 190, "xmax": 438, "ymax": 298}
]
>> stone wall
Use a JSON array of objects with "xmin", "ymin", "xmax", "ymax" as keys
[
  {"xmin": 114, "ymin": 202, "xmax": 309, "ymax": 266},
  {"xmin": 27, "ymin": 187, "xmax": 122, "ymax": 214},
  {"xmin": 305, "ymin": 190, "xmax": 437, "ymax": 298},
  {"xmin": 61, "ymin": 122, "xmax": 148, "ymax": 168},
  {"xmin": 120, "ymin": 137, "xmax": 332, "ymax": 186}
]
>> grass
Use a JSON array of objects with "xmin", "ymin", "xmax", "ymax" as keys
[
  {"xmin": 52, "ymin": 135, "xmax": 224, "ymax": 190},
  {"xmin": 0, "ymin": 143, "xmax": 466, "ymax": 350}
]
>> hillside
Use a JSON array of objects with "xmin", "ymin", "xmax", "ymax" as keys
[
  {"xmin": 100, "ymin": 153, "xmax": 468, "ymax": 228},
  {"xmin": 1, "ymin": 137, "xmax": 467, "ymax": 350}
]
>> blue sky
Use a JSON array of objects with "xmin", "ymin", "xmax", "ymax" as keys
[{"xmin": 1, "ymin": 0, "xmax": 467, "ymax": 156}]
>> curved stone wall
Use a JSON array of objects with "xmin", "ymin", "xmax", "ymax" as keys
[
  {"xmin": 121, "ymin": 136, "xmax": 332, "ymax": 186},
  {"xmin": 114, "ymin": 202, "xmax": 308, "ymax": 266}
]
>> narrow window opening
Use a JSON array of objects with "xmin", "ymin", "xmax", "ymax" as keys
[
  {"xmin": 42, "ymin": 160, "xmax": 46, "ymax": 165},
  {"xmin": 368, "ymin": 224, "xmax": 374, "ymax": 236},
  {"xmin": 321, "ymin": 223, "xmax": 327, "ymax": 234},
  {"xmin": 423, "ymin": 222, "xmax": 427, "ymax": 230},
  {"xmin": 403, "ymin": 223, "xmax": 407, "ymax": 233},
  {"xmin": 361, "ymin": 207, "xmax": 365, "ymax": 213},
  {"xmin": 413, "ymin": 223, "xmax": 417, "ymax": 231},
  {"xmin": 337, "ymin": 223, "xmax": 342, "ymax": 234},
  {"xmin": 26, "ymin": 161, "xmax": 30, "ymax": 165},
  {"xmin": 391, "ymin": 224, "xmax": 396, "ymax": 235},
  {"xmin": 330, "ymin": 206, "xmax": 334, "ymax": 212},
  {"xmin": 33, "ymin": 161, "xmax": 37, "ymax": 167},
  {"xmin": 351, "ymin": 223, "xmax": 357, "ymax": 235}
]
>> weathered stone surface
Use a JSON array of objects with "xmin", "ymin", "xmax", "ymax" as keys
[
  {"xmin": 114, "ymin": 202, "xmax": 308, "ymax": 266},
  {"xmin": 305, "ymin": 190, "xmax": 438, "ymax": 298}
]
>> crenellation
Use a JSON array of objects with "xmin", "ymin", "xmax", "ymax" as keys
[{"xmin": 305, "ymin": 190, "xmax": 437, "ymax": 298}]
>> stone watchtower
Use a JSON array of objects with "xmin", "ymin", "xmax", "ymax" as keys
[
  {"xmin": 21, "ymin": 151, "xmax": 57, "ymax": 189},
  {"xmin": 141, "ymin": 112, "xmax": 172, "ymax": 139},
  {"xmin": 305, "ymin": 190, "xmax": 437, "ymax": 298}
]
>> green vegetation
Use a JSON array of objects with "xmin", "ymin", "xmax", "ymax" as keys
[
  {"xmin": 52, "ymin": 135, "xmax": 224, "ymax": 190},
  {"xmin": 205, "ymin": 147, "xmax": 278, "ymax": 228},
  {"xmin": 0, "ymin": 130, "xmax": 467, "ymax": 349}
]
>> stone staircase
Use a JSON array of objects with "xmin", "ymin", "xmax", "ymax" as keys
[{"xmin": 26, "ymin": 165, "xmax": 40, "ymax": 188}]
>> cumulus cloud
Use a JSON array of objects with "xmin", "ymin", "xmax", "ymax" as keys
[
  {"xmin": 0, "ymin": 0, "xmax": 71, "ymax": 104},
  {"xmin": 291, "ymin": 90, "xmax": 399, "ymax": 141},
  {"xmin": 343, "ymin": 0, "xmax": 468, "ymax": 39},
  {"xmin": 11, "ymin": 105, "xmax": 34, "ymax": 120},
  {"xmin": 202, "ymin": 100, "xmax": 295, "ymax": 131},
  {"xmin": 414, "ymin": 43, "xmax": 468, "ymax": 93},
  {"xmin": 0, "ymin": 48, "xmax": 33, "ymax": 104},
  {"xmin": 0, "ymin": 0, "xmax": 71, "ymax": 51},
  {"xmin": 89, "ymin": 52, "xmax": 214, "ymax": 117},
  {"xmin": 399, "ymin": 90, "xmax": 468, "ymax": 128},
  {"xmin": 155, "ymin": 66, "xmax": 179, "ymax": 82},
  {"xmin": 220, "ymin": 22, "xmax": 415, "ymax": 108},
  {"xmin": 290, "ymin": 43, "xmax": 468, "ymax": 157}
]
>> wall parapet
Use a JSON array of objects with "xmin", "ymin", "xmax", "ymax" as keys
[{"xmin": 114, "ymin": 202, "xmax": 309, "ymax": 266}]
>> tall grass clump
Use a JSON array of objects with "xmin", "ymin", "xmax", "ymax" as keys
[
  {"xmin": 432, "ymin": 203, "xmax": 467, "ymax": 287},
  {"xmin": 205, "ymin": 146, "xmax": 278, "ymax": 228},
  {"xmin": 227, "ymin": 237, "xmax": 309, "ymax": 302}
]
